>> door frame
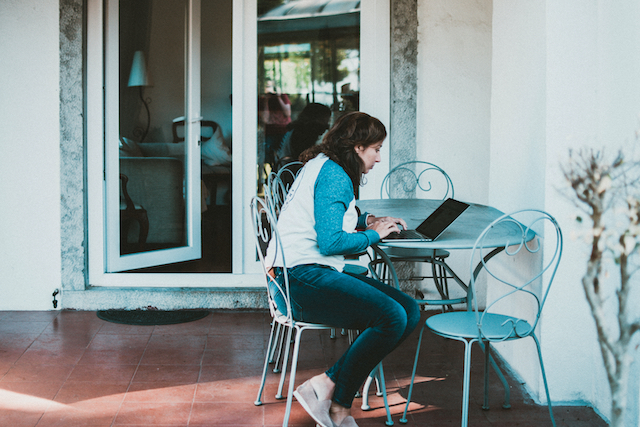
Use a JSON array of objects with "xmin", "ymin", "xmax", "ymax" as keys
[{"xmin": 87, "ymin": 0, "xmax": 390, "ymax": 287}]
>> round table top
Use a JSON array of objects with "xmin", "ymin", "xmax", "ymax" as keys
[{"xmin": 357, "ymin": 199, "xmax": 532, "ymax": 250}]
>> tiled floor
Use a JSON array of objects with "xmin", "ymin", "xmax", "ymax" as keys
[{"xmin": 0, "ymin": 310, "xmax": 605, "ymax": 427}]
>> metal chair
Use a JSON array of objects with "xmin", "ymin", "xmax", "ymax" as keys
[
  {"xmin": 265, "ymin": 161, "xmax": 303, "ymax": 218},
  {"xmin": 374, "ymin": 161, "xmax": 464, "ymax": 310},
  {"xmin": 251, "ymin": 197, "xmax": 394, "ymax": 426},
  {"xmin": 400, "ymin": 209, "xmax": 562, "ymax": 427}
]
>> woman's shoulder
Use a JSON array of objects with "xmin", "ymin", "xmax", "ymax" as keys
[{"xmin": 317, "ymin": 158, "xmax": 352, "ymax": 193}]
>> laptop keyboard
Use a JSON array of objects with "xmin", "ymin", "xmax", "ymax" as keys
[{"xmin": 385, "ymin": 229, "xmax": 425, "ymax": 240}]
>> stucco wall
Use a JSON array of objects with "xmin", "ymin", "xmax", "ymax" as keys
[
  {"xmin": 0, "ymin": 0, "xmax": 62, "ymax": 310},
  {"xmin": 490, "ymin": 0, "xmax": 640, "ymax": 424}
]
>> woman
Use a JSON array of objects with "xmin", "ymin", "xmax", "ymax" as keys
[{"xmin": 267, "ymin": 112, "xmax": 421, "ymax": 427}]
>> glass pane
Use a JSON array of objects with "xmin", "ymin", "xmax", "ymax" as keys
[
  {"xmin": 118, "ymin": 0, "xmax": 188, "ymax": 255},
  {"xmin": 257, "ymin": 0, "xmax": 361, "ymax": 194},
  {"xmin": 199, "ymin": 0, "xmax": 233, "ymax": 272}
]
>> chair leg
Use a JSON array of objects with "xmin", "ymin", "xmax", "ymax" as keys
[
  {"xmin": 533, "ymin": 334, "xmax": 557, "ymax": 427},
  {"xmin": 483, "ymin": 341, "xmax": 490, "ymax": 410},
  {"xmin": 282, "ymin": 326, "xmax": 303, "ymax": 427},
  {"xmin": 273, "ymin": 325, "xmax": 288, "ymax": 374},
  {"xmin": 255, "ymin": 319, "xmax": 278, "ymax": 406},
  {"xmin": 276, "ymin": 327, "xmax": 295, "ymax": 400},
  {"xmin": 375, "ymin": 362, "xmax": 394, "ymax": 426},
  {"xmin": 269, "ymin": 322, "xmax": 282, "ymax": 364},
  {"xmin": 400, "ymin": 323, "xmax": 427, "ymax": 424},
  {"xmin": 360, "ymin": 363, "xmax": 393, "ymax": 425},
  {"xmin": 460, "ymin": 339, "xmax": 474, "ymax": 427},
  {"xmin": 478, "ymin": 340, "xmax": 511, "ymax": 409}
]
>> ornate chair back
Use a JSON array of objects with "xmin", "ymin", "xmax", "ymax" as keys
[
  {"xmin": 381, "ymin": 160, "xmax": 453, "ymax": 200},
  {"xmin": 265, "ymin": 161, "xmax": 303, "ymax": 218},
  {"xmin": 469, "ymin": 210, "xmax": 562, "ymax": 341}
]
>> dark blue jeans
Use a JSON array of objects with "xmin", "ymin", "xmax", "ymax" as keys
[{"xmin": 272, "ymin": 263, "xmax": 420, "ymax": 408}]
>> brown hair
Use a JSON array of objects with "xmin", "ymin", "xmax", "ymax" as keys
[{"xmin": 300, "ymin": 111, "xmax": 386, "ymax": 194}]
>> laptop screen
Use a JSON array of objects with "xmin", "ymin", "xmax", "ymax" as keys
[{"xmin": 415, "ymin": 198, "xmax": 469, "ymax": 240}]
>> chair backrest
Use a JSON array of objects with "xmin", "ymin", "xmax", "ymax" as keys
[
  {"xmin": 265, "ymin": 161, "xmax": 303, "ymax": 217},
  {"xmin": 380, "ymin": 161, "xmax": 453, "ymax": 199},
  {"xmin": 469, "ymin": 209, "xmax": 563, "ymax": 341},
  {"xmin": 250, "ymin": 196, "xmax": 293, "ymax": 322}
]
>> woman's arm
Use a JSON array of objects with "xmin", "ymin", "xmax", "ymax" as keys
[{"xmin": 314, "ymin": 163, "xmax": 377, "ymax": 256}]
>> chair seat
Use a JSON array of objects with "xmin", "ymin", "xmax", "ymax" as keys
[
  {"xmin": 343, "ymin": 263, "xmax": 369, "ymax": 276},
  {"xmin": 426, "ymin": 311, "xmax": 533, "ymax": 340},
  {"xmin": 383, "ymin": 246, "xmax": 450, "ymax": 259}
]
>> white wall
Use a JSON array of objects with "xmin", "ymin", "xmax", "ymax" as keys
[
  {"xmin": 490, "ymin": 0, "xmax": 640, "ymax": 423},
  {"xmin": 0, "ymin": 0, "xmax": 61, "ymax": 310},
  {"xmin": 416, "ymin": 0, "xmax": 492, "ymax": 206}
]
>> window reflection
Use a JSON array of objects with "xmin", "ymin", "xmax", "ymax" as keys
[{"xmin": 257, "ymin": 0, "xmax": 361, "ymax": 191}]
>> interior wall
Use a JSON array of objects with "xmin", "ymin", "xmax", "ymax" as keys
[{"xmin": 0, "ymin": 0, "xmax": 62, "ymax": 310}]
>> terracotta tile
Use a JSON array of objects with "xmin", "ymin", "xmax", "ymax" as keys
[
  {"xmin": 0, "ymin": 385, "xmax": 60, "ymax": 418},
  {"xmin": 37, "ymin": 399, "xmax": 121, "ymax": 426},
  {"xmin": 96, "ymin": 322, "xmax": 155, "ymax": 335},
  {"xmin": 195, "ymin": 377, "xmax": 263, "ymax": 403},
  {"xmin": 87, "ymin": 333, "xmax": 150, "ymax": 351},
  {"xmin": 198, "ymin": 364, "xmax": 265, "ymax": 383},
  {"xmin": 132, "ymin": 364, "xmax": 201, "ymax": 383},
  {"xmin": 15, "ymin": 346, "xmax": 86, "ymax": 366},
  {"xmin": 152, "ymin": 315, "xmax": 212, "ymax": 335},
  {"xmin": 0, "ymin": 363, "xmax": 74, "ymax": 383},
  {"xmin": 67, "ymin": 364, "xmax": 138, "ymax": 383},
  {"xmin": 0, "ymin": 381, "xmax": 62, "ymax": 400},
  {"xmin": 206, "ymin": 333, "xmax": 267, "ymax": 350},
  {"xmin": 0, "ymin": 409, "xmax": 47, "ymax": 427},
  {"xmin": 0, "ymin": 334, "xmax": 43, "ymax": 350},
  {"xmin": 201, "ymin": 348, "xmax": 266, "ymax": 368},
  {"xmin": 0, "ymin": 321, "xmax": 50, "ymax": 335},
  {"xmin": 146, "ymin": 334, "xmax": 207, "ymax": 350},
  {"xmin": 0, "ymin": 349, "xmax": 25, "ymax": 374},
  {"xmin": 190, "ymin": 402, "xmax": 266, "ymax": 426},
  {"xmin": 124, "ymin": 382, "xmax": 197, "ymax": 403},
  {"xmin": 54, "ymin": 381, "xmax": 128, "ymax": 403},
  {"xmin": 78, "ymin": 348, "xmax": 146, "ymax": 365},
  {"xmin": 139, "ymin": 347, "xmax": 205, "ymax": 365},
  {"xmin": 113, "ymin": 401, "xmax": 192, "ymax": 425},
  {"xmin": 31, "ymin": 333, "xmax": 94, "ymax": 350}
]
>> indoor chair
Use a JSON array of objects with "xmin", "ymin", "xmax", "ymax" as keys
[
  {"xmin": 251, "ymin": 196, "xmax": 394, "ymax": 427},
  {"xmin": 375, "ymin": 161, "xmax": 464, "ymax": 310},
  {"xmin": 399, "ymin": 209, "xmax": 562, "ymax": 427},
  {"xmin": 119, "ymin": 173, "xmax": 149, "ymax": 253}
]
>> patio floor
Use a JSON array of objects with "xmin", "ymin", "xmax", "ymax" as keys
[{"xmin": 0, "ymin": 310, "xmax": 606, "ymax": 426}]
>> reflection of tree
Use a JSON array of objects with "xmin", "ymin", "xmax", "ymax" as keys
[
  {"xmin": 313, "ymin": 41, "xmax": 351, "ymax": 86},
  {"xmin": 263, "ymin": 41, "xmax": 353, "ymax": 92},
  {"xmin": 258, "ymin": 0, "xmax": 285, "ymax": 17}
]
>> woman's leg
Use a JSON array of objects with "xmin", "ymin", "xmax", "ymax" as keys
[{"xmin": 286, "ymin": 264, "xmax": 420, "ymax": 409}]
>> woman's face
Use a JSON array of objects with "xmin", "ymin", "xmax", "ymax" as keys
[{"xmin": 355, "ymin": 141, "xmax": 383, "ymax": 174}]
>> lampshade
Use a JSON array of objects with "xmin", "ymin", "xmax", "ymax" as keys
[{"xmin": 128, "ymin": 51, "xmax": 150, "ymax": 87}]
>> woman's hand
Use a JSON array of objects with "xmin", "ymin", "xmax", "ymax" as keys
[{"xmin": 366, "ymin": 216, "xmax": 408, "ymax": 239}]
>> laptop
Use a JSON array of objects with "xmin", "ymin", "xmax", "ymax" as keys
[{"xmin": 381, "ymin": 198, "xmax": 470, "ymax": 242}]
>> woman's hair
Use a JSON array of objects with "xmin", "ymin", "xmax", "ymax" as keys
[{"xmin": 300, "ymin": 111, "xmax": 386, "ymax": 194}]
